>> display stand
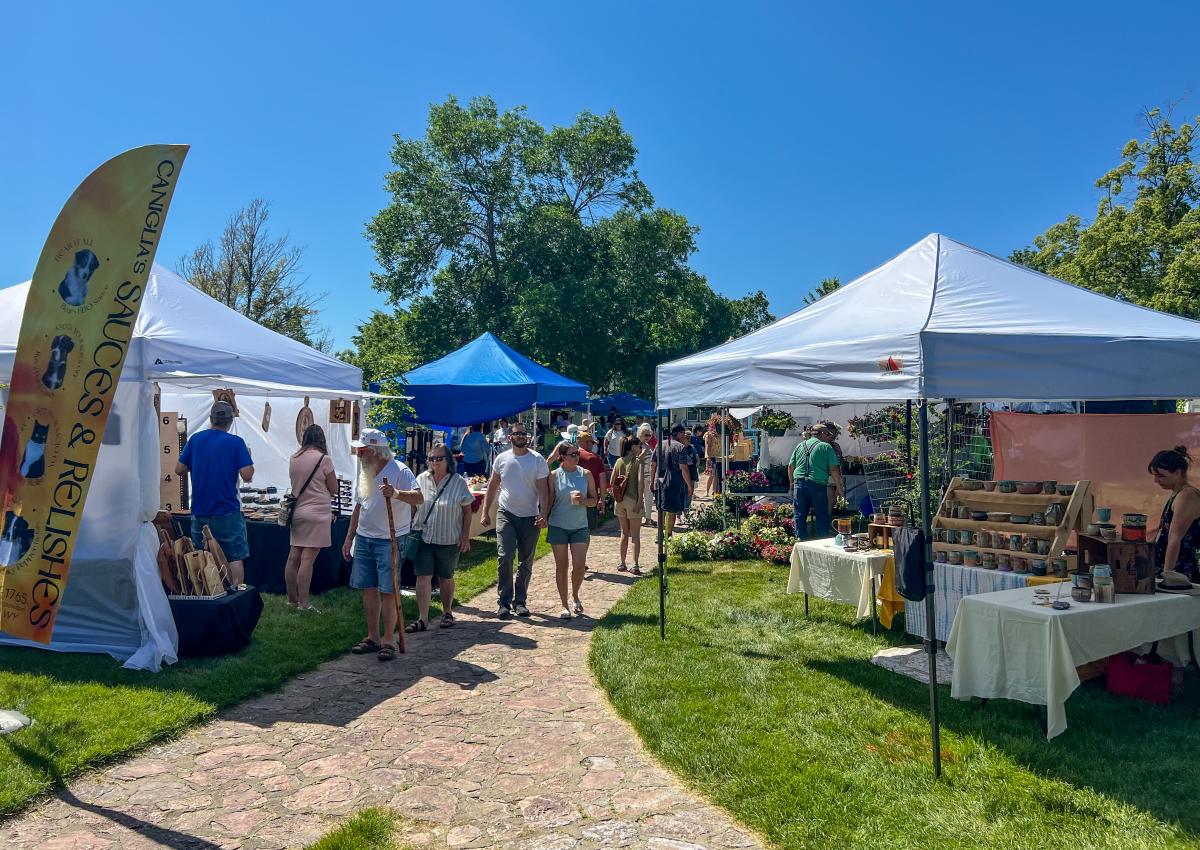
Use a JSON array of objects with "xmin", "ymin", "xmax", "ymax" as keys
[
  {"xmin": 868, "ymin": 522, "xmax": 899, "ymax": 550},
  {"xmin": 931, "ymin": 478, "xmax": 1092, "ymax": 573}
]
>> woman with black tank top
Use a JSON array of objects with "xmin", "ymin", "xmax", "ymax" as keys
[{"xmin": 1148, "ymin": 445, "xmax": 1200, "ymax": 583}]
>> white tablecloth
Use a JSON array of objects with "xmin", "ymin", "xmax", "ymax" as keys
[
  {"xmin": 467, "ymin": 491, "xmax": 498, "ymax": 538},
  {"xmin": 906, "ymin": 563, "xmax": 1036, "ymax": 642},
  {"xmin": 788, "ymin": 538, "xmax": 889, "ymax": 621},
  {"xmin": 947, "ymin": 586, "xmax": 1200, "ymax": 739}
]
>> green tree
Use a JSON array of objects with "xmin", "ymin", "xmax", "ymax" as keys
[
  {"xmin": 1011, "ymin": 107, "xmax": 1200, "ymax": 315},
  {"xmin": 802, "ymin": 277, "xmax": 841, "ymax": 305},
  {"xmin": 363, "ymin": 95, "xmax": 771, "ymax": 400},
  {"xmin": 178, "ymin": 199, "xmax": 330, "ymax": 349},
  {"xmin": 336, "ymin": 311, "xmax": 411, "ymax": 427}
]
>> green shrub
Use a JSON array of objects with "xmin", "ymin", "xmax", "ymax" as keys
[{"xmin": 667, "ymin": 531, "xmax": 711, "ymax": 561}]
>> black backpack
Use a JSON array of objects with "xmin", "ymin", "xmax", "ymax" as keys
[{"xmin": 892, "ymin": 526, "xmax": 928, "ymax": 602}]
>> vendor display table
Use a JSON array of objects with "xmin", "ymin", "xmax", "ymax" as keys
[
  {"xmin": 169, "ymin": 586, "xmax": 264, "ymax": 657},
  {"xmin": 467, "ymin": 490, "xmax": 498, "ymax": 538},
  {"xmin": 244, "ymin": 517, "xmax": 351, "ymax": 594},
  {"xmin": 905, "ymin": 563, "xmax": 1065, "ymax": 642},
  {"xmin": 788, "ymin": 538, "xmax": 898, "ymax": 632},
  {"xmin": 947, "ymin": 585, "xmax": 1200, "ymax": 739}
]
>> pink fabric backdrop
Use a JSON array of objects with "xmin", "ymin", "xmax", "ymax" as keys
[{"xmin": 990, "ymin": 412, "xmax": 1200, "ymax": 525}]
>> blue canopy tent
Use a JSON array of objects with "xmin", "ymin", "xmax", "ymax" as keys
[
  {"xmin": 400, "ymin": 332, "xmax": 589, "ymax": 426},
  {"xmin": 572, "ymin": 392, "xmax": 656, "ymax": 418}
]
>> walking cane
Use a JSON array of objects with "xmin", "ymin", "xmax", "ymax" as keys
[{"xmin": 382, "ymin": 477, "xmax": 407, "ymax": 653}]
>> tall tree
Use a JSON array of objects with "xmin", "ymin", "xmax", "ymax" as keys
[
  {"xmin": 1012, "ymin": 107, "xmax": 1200, "ymax": 315},
  {"xmin": 364, "ymin": 96, "xmax": 772, "ymax": 399},
  {"xmin": 803, "ymin": 277, "xmax": 841, "ymax": 305},
  {"xmin": 179, "ymin": 199, "xmax": 330, "ymax": 349}
]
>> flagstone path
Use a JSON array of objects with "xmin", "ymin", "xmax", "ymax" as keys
[{"xmin": 1, "ymin": 521, "xmax": 762, "ymax": 850}]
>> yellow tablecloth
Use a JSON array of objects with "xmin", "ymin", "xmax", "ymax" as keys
[{"xmin": 877, "ymin": 554, "xmax": 905, "ymax": 629}]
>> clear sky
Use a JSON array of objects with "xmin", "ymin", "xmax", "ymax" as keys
[{"xmin": 3, "ymin": 2, "xmax": 1198, "ymax": 352}]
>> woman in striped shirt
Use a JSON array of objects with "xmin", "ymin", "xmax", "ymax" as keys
[{"xmin": 406, "ymin": 443, "xmax": 475, "ymax": 632}]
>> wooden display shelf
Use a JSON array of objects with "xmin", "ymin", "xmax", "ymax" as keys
[
  {"xmin": 946, "ymin": 488, "xmax": 1072, "ymax": 507},
  {"xmin": 933, "ymin": 541, "xmax": 1053, "ymax": 555},
  {"xmin": 935, "ymin": 517, "xmax": 1059, "ymax": 536}
]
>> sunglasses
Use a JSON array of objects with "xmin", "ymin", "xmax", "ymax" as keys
[
  {"xmin": 429, "ymin": 455, "xmax": 448, "ymax": 461},
  {"xmin": 562, "ymin": 451, "xmax": 579, "ymax": 457}
]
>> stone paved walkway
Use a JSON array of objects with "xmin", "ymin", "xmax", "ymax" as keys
[{"xmin": 1, "ymin": 523, "xmax": 763, "ymax": 850}]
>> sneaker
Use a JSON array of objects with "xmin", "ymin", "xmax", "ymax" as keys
[
  {"xmin": 513, "ymin": 603, "xmax": 530, "ymax": 617},
  {"xmin": 497, "ymin": 605, "xmax": 512, "ymax": 619},
  {"xmin": 558, "ymin": 607, "xmax": 573, "ymax": 619}
]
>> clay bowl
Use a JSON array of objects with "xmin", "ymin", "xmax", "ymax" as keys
[
  {"xmin": 1016, "ymin": 481, "xmax": 1043, "ymax": 495},
  {"xmin": 1009, "ymin": 514, "xmax": 1030, "ymax": 524},
  {"xmin": 986, "ymin": 511, "xmax": 1011, "ymax": 523},
  {"xmin": 959, "ymin": 480, "xmax": 984, "ymax": 491},
  {"xmin": 982, "ymin": 481, "xmax": 998, "ymax": 491},
  {"xmin": 998, "ymin": 480, "xmax": 1017, "ymax": 493},
  {"xmin": 969, "ymin": 510, "xmax": 989, "ymax": 521},
  {"xmin": 1056, "ymin": 483, "xmax": 1076, "ymax": 496}
]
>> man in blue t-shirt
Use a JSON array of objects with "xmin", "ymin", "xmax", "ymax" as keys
[
  {"xmin": 176, "ymin": 401, "xmax": 254, "ymax": 584},
  {"xmin": 459, "ymin": 424, "xmax": 488, "ymax": 476}
]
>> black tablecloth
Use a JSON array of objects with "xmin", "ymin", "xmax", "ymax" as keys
[
  {"xmin": 169, "ymin": 587, "xmax": 264, "ymax": 657},
  {"xmin": 243, "ymin": 517, "xmax": 351, "ymax": 594}
]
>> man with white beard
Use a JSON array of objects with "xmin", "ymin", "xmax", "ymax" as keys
[{"xmin": 341, "ymin": 429, "xmax": 422, "ymax": 661}]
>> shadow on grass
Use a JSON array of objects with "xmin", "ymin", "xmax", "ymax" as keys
[{"xmin": 808, "ymin": 655, "xmax": 1200, "ymax": 837}]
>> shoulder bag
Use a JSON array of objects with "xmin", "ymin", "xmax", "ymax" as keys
[
  {"xmin": 403, "ymin": 473, "xmax": 456, "ymax": 563},
  {"xmin": 278, "ymin": 453, "xmax": 325, "ymax": 528},
  {"xmin": 611, "ymin": 459, "xmax": 631, "ymax": 502}
]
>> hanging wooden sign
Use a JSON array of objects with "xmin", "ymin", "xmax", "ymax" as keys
[
  {"xmin": 351, "ymin": 401, "xmax": 362, "ymax": 441},
  {"xmin": 329, "ymin": 398, "xmax": 351, "ymax": 424},
  {"xmin": 261, "ymin": 401, "xmax": 272, "ymax": 433},
  {"xmin": 295, "ymin": 396, "xmax": 314, "ymax": 444},
  {"xmin": 211, "ymin": 387, "xmax": 239, "ymax": 416}
]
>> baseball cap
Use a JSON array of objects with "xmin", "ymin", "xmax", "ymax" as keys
[
  {"xmin": 671, "ymin": 423, "xmax": 687, "ymax": 435},
  {"xmin": 350, "ymin": 427, "xmax": 388, "ymax": 449},
  {"xmin": 210, "ymin": 400, "xmax": 235, "ymax": 426}
]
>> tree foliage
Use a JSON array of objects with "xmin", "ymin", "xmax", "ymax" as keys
[
  {"xmin": 363, "ymin": 95, "xmax": 773, "ymax": 402},
  {"xmin": 1011, "ymin": 107, "xmax": 1200, "ymax": 316},
  {"xmin": 803, "ymin": 277, "xmax": 841, "ymax": 305},
  {"xmin": 179, "ymin": 199, "xmax": 330, "ymax": 349}
]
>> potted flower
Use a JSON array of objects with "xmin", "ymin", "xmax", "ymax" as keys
[
  {"xmin": 726, "ymin": 471, "xmax": 751, "ymax": 493},
  {"xmin": 757, "ymin": 408, "xmax": 796, "ymax": 437},
  {"xmin": 747, "ymin": 470, "xmax": 769, "ymax": 491}
]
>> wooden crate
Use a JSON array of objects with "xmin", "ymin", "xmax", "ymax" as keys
[
  {"xmin": 868, "ymin": 522, "xmax": 898, "ymax": 550},
  {"xmin": 1077, "ymin": 534, "xmax": 1155, "ymax": 594}
]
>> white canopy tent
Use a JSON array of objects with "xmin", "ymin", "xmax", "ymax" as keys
[
  {"xmin": 655, "ymin": 233, "xmax": 1200, "ymax": 775},
  {"xmin": 0, "ymin": 265, "xmax": 368, "ymax": 670},
  {"xmin": 658, "ymin": 233, "xmax": 1200, "ymax": 407}
]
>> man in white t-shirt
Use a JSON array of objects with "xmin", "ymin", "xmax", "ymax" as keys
[
  {"xmin": 341, "ymin": 428, "xmax": 423, "ymax": 661},
  {"xmin": 481, "ymin": 420, "xmax": 549, "ymax": 617}
]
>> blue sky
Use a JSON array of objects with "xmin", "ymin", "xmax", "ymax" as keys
[{"xmin": 3, "ymin": 2, "xmax": 1198, "ymax": 352}]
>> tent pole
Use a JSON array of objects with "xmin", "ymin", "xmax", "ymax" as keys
[
  {"xmin": 905, "ymin": 400, "xmax": 913, "ymax": 474},
  {"xmin": 918, "ymin": 400, "xmax": 943, "ymax": 778},
  {"xmin": 720, "ymin": 408, "xmax": 727, "ymax": 528},
  {"xmin": 533, "ymin": 403, "xmax": 538, "ymax": 450},
  {"xmin": 946, "ymin": 398, "xmax": 956, "ymax": 481},
  {"xmin": 657, "ymin": 408, "xmax": 667, "ymax": 639}
]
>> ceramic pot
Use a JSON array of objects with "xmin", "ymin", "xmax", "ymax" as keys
[
  {"xmin": 960, "ymin": 530, "xmax": 974, "ymax": 546},
  {"xmin": 1022, "ymin": 536, "xmax": 1037, "ymax": 554},
  {"xmin": 1017, "ymin": 481, "xmax": 1043, "ymax": 495},
  {"xmin": 946, "ymin": 530, "xmax": 960, "ymax": 545},
  {"xmin": 983, "ymin": 481, "xmax": 997, "ymax": 491},
  {"xmin": 1101, "ymin": 528, "xmax": 1118, "ymax": 541},
  {"xmin": 948, "ymin": 550, "xmax": 964, "ymax": 565},
  {"xmin": 993, "ymin": 533, "xmax": 1007, "ymax": 550},
  {"xmin": 1031, "ymin": 512, "xmax": 1045, "ymax": 526},
  {"xmin": 956, "ymin": 506, "xmax": 970, "ymax": 519},
  {"xmin": 1009, "ymin": 533, "xmax": 1022, "ymax": 550},
  {"xmin": 1056, "ymin": 483, "xmax": 1076, "ymax": 495},
  {"xmin": 981, "ymin": 552, "xmax": 996, "ymax": 568},
  {"xmin": 1045, "ymin": 503, "xmax": 1064, "ymax": 526},
  {"xmin": 987, "ymin": 511, "xmax": 1011, "ymax": 523},
  {"xmin": 1036, "ymin": 539, "xmax": 1051, "ymax": 556},
  {"xmin": 1072, "ymin": 573, "xmax": 1093, "ymax": 589},
  {"xmin": 1096, "ymin": 507, "xmax": 1112, "ymax": 523},
  {"xmin": 1031, "ymin": 559, "xmax": 1047, "ymax": 576},
  {"xmin": 1052, "ymin": 558, "xmax": 1068, "ymax": 577},
  {"xmin": 997, "ymin": 554, "xmax": 1012, "ymax": 571},
  {"xmin": 1013, "ymin": 557, "xmax": 1029, "ymax": 574},
  {"xmin": 970, "ymin": 510, "xmax": 989, "ymax": 521},
  {"xmin": 999, "ymin": 480, "xmax": 1017, "ymax": 493},
  {"xmin": 1087, "ymin": 523, "xmax": 1101, "ymax": 535},
  {"xmin": 1043, "ymin": 480, "xmax": 1057, "ymax": 494},
  {"xmin": 977, "ymin": 530, "xmax": 993, "ymax": 549},
  {"xmin": 932, "ymin": 528, "xmax": 945, "ymax": 543},
  {"xmin": 935, "ymin": 550, "xmax": 948, "ymax": 563},
  {"xmin": 964, "ymin": 550, "xmax": 981, "ymax": 567},
  {"xmin": 1072, "ymin": 587, "xmax": 1092, "ymax": 603},
  {"xmin": 1123, "ymin": 513, "xmax": 1148, "ymax": 527}
]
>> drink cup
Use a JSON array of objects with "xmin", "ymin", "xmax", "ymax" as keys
[{"xmin": 570, "ymin": 490, "xmax": 582, "ymax": 505}]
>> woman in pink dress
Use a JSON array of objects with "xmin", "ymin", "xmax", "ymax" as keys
[{"xmin": 285, "ymin": 425, "xmax": 338, "ymax": 611}]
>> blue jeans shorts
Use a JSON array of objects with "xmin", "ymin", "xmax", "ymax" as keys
[
  {"xmin": 547, "ymin": 525, "xmax": 590, "ymax": 545},
  {"xmin": 351, "ymin": 534, "xmax": 407, "ymax": 592},
  {"xmin": 191, "ymin": 512, "xmax": 249, "ymax": 562}
]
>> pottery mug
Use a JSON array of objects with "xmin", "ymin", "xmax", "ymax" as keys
[
  {"xmin": 956, "ymin": 506, "xmax": 970, "ymax": 519},
  {"xmin": 1036, "ymin": 539, "xmax": 1051, "ymax": 556},
  {"xmin": 935, "ymin": 550, "xmax": 947, "ymax": 563},
  {"xmin": 998, "ymin": 554, "xmax": 1012, "ymax": 571},
  {"xmin": 1014, "ymin": 557, "xmax": 1029, "ymax": 574},
  {"xmin": 1022, "ymin": 536, "xmax": 1037, "ymax": 553},
  {"xmin": 960, "ymin": 530, "xmax": 974, "ymax": 546},
  {"xmin": 981, "ymin": 552, "xmax": 996, "ymax": 568},
  {"xmin": 977, "ymin": 530, "xmax": 993, "ymax": 549},
  {"xmin": 1052, "ymin": 558, "xmax": 1068, "ymax": 577},
  {"xmin": 946, "ymin": 529, "xmax": 960, "ymax": 545},
  {"xmin": 1043, "ymin": 480, "xmax": 1057, "ymax": 494},
  {"xmin": 948, "ymin": 550, "xmax": 964, "ymax": 565},
  {"xmin": 964, "ymin": 549, "xmax": 980, "ymax": 566},
  {"xmin": 1031, "ymin": 512, "xmax": 1045, "ymax": 526},
  {"xmin": 1009, "ymin": 533, "xmax": 1022, "ymax": 550},
  {"xmin": 1096, "ymin": 507, "xmax": 1112, "ymax": 523}
]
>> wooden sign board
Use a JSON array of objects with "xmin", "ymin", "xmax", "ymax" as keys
[
  {"xmin": 159, "ymin": 412, "xmax": 184, "ymax": 512},
  {"xmin": 329, "ymin": 398, "xmax": 351, "ymax": 424}
]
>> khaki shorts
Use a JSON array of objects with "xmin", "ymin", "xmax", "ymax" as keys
[{"xmin": 615, "ymin": 499, "xmax": 640, "ymax": 519}]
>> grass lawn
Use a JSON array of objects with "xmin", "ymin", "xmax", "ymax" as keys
[
  {"xmin": 305, "ymin": 807, "xmax": 409, "ymax": 850},
  {"xmin": 590, "ymin": 558, "xmax": 1200, "ymax": 850},
  {"xmin": 0, "ymin": 530, "xmax": 549, "ymax": 817}
]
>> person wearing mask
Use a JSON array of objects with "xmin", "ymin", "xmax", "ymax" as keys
[
  {"xmin": 545, "ymin": 440, "xmax": 597, "ymax": 618},
  {"xmin": 406, "ymin": 442, "xmax": 474, "ymax": 632},
  {"xmin": 341, "ymin": 429, "xmax": 423, "ymax": 661},
  {"xmin": 459, "ymin": 424, "xmax": 488, "ymax": 476},
  {"xmin": 650, "ymin": 424, "xmax": 694, "ymax": 538},
  {"xmin": 788, "ymin": 423, "xmax": 842, "ymax": 540},
  {"xmin": 636, "ymin": 423, "xmax": 656, "ymax": 526},
  {"xmin": 481, "ymin": 421, "xmax": 549, "ymax": 618},
  {"xmin": 611, "ymin": 436, "xmax": 644, "ymax": 574},
  {"xmin": 284, "ymin": 424, "xmax": 337, "ymax": 612},
  {"xmin": 604, "ymin": 418, "xmax": 628, "ymax": 468},
  {"xmin": 1148, "ymin": 446, "xmax": 1200, "ymax": 584},
  {"xmin": 176, "ymin": 400, "xmax": 253, "ymax": 586}
]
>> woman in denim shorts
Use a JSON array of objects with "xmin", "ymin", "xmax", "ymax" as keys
[{"xmin": 546, "ymin": 440, "xmax": 596, "ymax": 619}]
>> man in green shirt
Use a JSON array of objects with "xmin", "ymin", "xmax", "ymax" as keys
[{"xmin": 788, "ymin": 423, "xmax": 843, "ymax": 539}]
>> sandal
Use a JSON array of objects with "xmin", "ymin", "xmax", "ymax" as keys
[
  {"xmin": 377, "ymin": 643, "xmax": 398, "ymax": 661},
  {"xmin": 440, "ymin": 612, "xmax": 455, "ymax": 628},
  {"xmin": 572, "ymin": 599, "xmax": 583, "ymax": 615},
  {"xmin": 617, "ymin": 563, "xmax": 628, "ymax": 572},
  {"xmin": 404, "ymin": 619, "xmax": 427, "ymax": 633},
  {"xmin": 351, "ymin": 638, "xmax": 381, "ymax": 654}
]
